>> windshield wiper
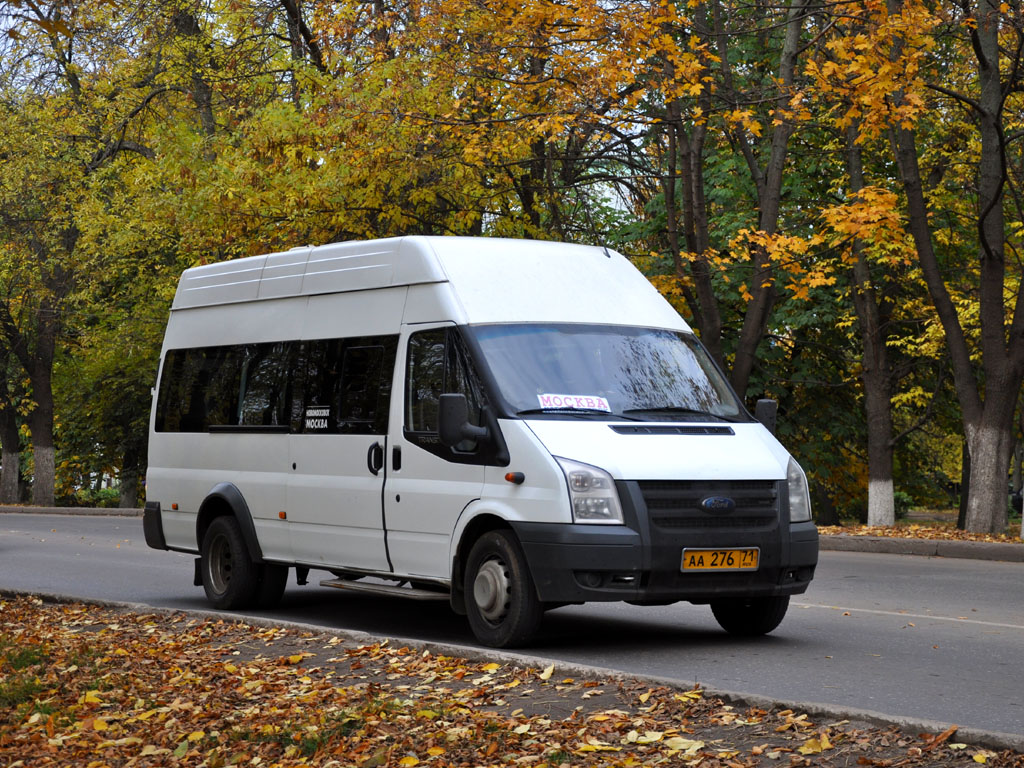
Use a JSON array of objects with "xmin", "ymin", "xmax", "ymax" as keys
[
  {"xmin": 622, "ymin": 406, "xmax": 741, "ymax": 423},
  {"xmin": 516, "ymin": 408, "xmax": 643, "ymax": 421}
]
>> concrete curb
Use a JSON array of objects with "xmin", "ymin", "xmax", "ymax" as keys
[
  {"xmin": 3, "ymin": 587, "xmax": 1022, "ymax": 754},
  {"xmin": 0, "ymin": 505, "xmax": 142, "ymax": 517},
  {"xmin": 819, "ymin": 534, "xmax": 1024, "ymax": 562}
]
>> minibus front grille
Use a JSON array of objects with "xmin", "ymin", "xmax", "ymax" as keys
[
  {"xmin": 651, "ymin": 515, "xmax": 775, "ymax": 530},
  {"xmin": 638, "ymin": 480, "xmax": 780, "ymax": 529},
  {"xmin": 610, "ymin": 425, "xmax": 735, "ymax": 436}
]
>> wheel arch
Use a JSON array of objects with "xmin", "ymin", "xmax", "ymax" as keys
[
  {"xmin": 197, "ymin": 483, "xmax": 264, "ymax": 562},
  {"xmin": 449, "ymin": 511, "xmax": 514, "ymax": 615}
]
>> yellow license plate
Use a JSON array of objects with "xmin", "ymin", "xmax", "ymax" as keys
[{"xmin": 681, "ymin": 548, "xmax": 759, "ymax": 572}]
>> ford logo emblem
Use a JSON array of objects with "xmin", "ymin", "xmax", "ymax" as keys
[{"xmin": 701, "ymin": 496, "xmax": 736, "ymax": 513}]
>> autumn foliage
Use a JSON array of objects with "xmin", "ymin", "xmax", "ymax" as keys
[{"xmin": 0, "ymin": 0, "xmax": 1023, "ymax": 532}]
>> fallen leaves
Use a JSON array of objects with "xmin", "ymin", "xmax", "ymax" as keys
[
  {"xmin": 818, "ymin": 523, "xmax": 1023, "ymax": 544},
  {"xmin": 1, "ymin": 596, "xmax": 1021, "ymax": 767}
]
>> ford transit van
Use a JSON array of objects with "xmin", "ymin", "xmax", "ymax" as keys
[{"xmin": 144, "ymin": 236, "xmax": 818, "ymax": 647}]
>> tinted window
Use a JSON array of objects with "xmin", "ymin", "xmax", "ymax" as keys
[
  {"xmin": 300, "ymin": 336, "xmax": 398, "ymax": 434},
  {"xmin": 238, "ymin": 342, "xmax": 294, "ymax": 426},
  {"xmin": 405, "ymin": 328, "xmax": 484, "ymax": 449},
  {"xmin": 155, "ymin": 345, "xmax": 245, "ymax": 432},
  {"xmin": 155, "ymin": 336, "xmax": 397, "ymax": 434}
]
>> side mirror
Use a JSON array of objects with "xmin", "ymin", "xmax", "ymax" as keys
[
  {"xmin": 754, "ymin": 398, "xmax": 778, "ymax": 435},
  {"xmin": 439, "ymin": 393, "xmax": 489, "ymax": 448}
]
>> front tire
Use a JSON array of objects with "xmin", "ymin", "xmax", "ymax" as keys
[
  {"xmin": 711, "ymin": 595, "xmax": 790, "ymax": 636},
  {"xmin": 201, "ymin": 516, "xmax": 260, "ymax": 609},
  {"xmin": 464, "ymin": 530, "xmax": 543, "ymax": 648}
]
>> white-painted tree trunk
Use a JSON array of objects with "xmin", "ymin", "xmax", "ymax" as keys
[
  {"xmin": 965, "ymin": 424, "xmax": 1013, "ymax": 534},
  {"xmin": 866, "ymin": 478, "xmax": 895, "ymax": 527}
]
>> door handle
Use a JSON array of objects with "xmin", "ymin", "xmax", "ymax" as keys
[{"xmin": 367, "ymin": 442, "xmax": 384, "ymax": 476}]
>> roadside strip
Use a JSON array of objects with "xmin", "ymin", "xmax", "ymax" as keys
[{"xmin": 3, "ymin": 587, "xmax": 1023, "ymax": 756}]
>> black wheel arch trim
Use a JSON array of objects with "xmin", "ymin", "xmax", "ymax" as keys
[{"xmin": 197, "ymin": 483, "xmax": 265, "ymax": 562}]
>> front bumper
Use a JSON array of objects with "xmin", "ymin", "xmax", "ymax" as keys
[{"xmin": 512, "ymin": 479, "xmax": 818, "ymax": 604}]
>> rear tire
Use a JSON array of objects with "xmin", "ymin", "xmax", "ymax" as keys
[
  {"xmin": 464, "ymin": 530, "xmax": 543, "ymax": 648},
  {"xmin": 711, "ymin": 595, "xmax": 789, "ymax": 636},
  {"xmin": 201, "ymin": 516, "xmax": 260, "ymax": 609}
]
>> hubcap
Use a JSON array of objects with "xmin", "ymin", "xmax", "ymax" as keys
[
  {"xmin": 473, "ymin": 557, "xmax": 511, "ymax": 623},
  {"xmin": 208, "ymin": 533, "xmax": 233, "ymax": 594}
]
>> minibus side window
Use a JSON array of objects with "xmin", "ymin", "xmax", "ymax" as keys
[
  {"xmin": 405, "ymin": 329, "xmax": 485, "ymax": 455},
  {"xmin": 237, "ymin": 342, "xmax": 294, "ymax": 427},
  {"xmin": 300, "ymin": 336, "xmax": 398, "ymax": 434},
  {"xmin": 156, "ymin": 345, "xmax": 243, "ymax": 432}
]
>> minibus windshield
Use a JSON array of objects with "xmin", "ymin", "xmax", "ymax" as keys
[{"xmin": 468, "ymin": 324, "xmax": 747, "ymax": 422}]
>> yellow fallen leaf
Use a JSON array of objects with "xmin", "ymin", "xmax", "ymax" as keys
[
  {"xmin": 81, "ymin": 690, "xmax": 102, "ymax": 704},
  {"xmin": 798, "ymin": 733, "xmax": 833, "ymax": 755},
  {"xmin": 974, "ymin": 755, "xmax": 988, "ymax": 764},
  {"xmin": 639, "ymin": 690, "xmax": 652, "ymax": 703},
  {"xmin": 577, "ymin": 745, "xmax": 621, "ymax": 753},
  {"xmin": 539, "ymin": 664, "xmax": 554, "ymax": 680},
  {"xmin": 288, "ymin": 654, "xmax": 304, "ymax": 664},
  {"xmin": 664, "ymin": 737, "xmax": 704, "ymax": 754},
  {"xmin": 481, "ymin": 662, "xmax": 500, "ymax": 672},
  {"xmin": 636, "ymin": 731, "xmax": 663, "ymax": 744},
  {"xmin": 92, "ymin": 719, "xmax": 109, "ymax": 731},
  {"xmin": 426, "ymin": 747, "xmax": 445, "ymax": 756},
  {"xmin": 188, "ymin": 730, "xmax": 205, "ymax": 742},
  {"xmin": 398, "ymin": 757, "xmax": 419, "ymax": 767}
]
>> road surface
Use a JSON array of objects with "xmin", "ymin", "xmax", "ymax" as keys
[{"xmin": 1, "ymin": 513, "xmax": 1021, "ymax": 737}]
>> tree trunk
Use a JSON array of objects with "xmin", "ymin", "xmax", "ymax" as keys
[
  {"xmin": 845, "ymin": 124, "xmax": 896, "ymax": 527},
  {"xmin": 119, "ymin": 446, "xmax": 141, "ymax": 508},
  {"xmin": 965, "ymin": 418, "xmax": 1013, "ymax": 533},
  {"xmin": 958, "ymin": 439, "xmax": 969, "ymax": 530},
  {"xmin": 28, "ymin": 370, "xmax": 56, "ymax": 507},
  {"xmin": 0, "ymin": 404, "xmax": 19, "ymax": 504}
]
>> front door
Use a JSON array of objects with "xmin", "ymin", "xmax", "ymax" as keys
[{"xmin": 383, "ymin": 325, "xmax": 488, "ymax": 579}]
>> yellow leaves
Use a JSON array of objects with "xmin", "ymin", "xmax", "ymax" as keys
[
  {"xmin": 398, "ymin": 756, "xmax": 420, "ymax": 767},
  {"xmin": 664, "ymin": 736, "xmax": 705, "ymax": 754},
  {"xmin": 538, "ymin": 664, "xmax": 555, "ymax": 680},
  {"xmin": 797, "ymin": 731, "xmax": 834, "ymax": 754},
  {"xmin": 80, "ymin": 690, "xmax": 103, "ymax": 705}
]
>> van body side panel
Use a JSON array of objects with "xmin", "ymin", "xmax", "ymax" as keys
[
  {"xmin": 146, "ymin": 435, "xmax": 292, "ymax": 560},
  {"xmin": 285, "ymin": 287, "xmax": 407, "ymax": 572},
  {"xmin": 161, "ymin": 298, "xmax": 307, "ymax": 348}
]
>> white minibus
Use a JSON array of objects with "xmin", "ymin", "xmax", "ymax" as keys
[{"xmin": 144, "ymin": 236, "xmax": 818, "ymax": 647}]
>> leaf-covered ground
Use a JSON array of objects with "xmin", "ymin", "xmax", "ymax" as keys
[
  {"xmin": 4, "ymin": 602, "xmax": 1019, "ymax": 768},
  {"xmin": 818, "ymin": 523, "xmax": 1023, "ymax": 543},
  {"xmin": 1, "ymin": 596, "xmax": 1020, "ymax": 768}
]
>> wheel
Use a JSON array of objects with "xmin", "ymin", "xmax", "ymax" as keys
[
  {"xmin": 256, "ymin": 563, "xmax": 288, "ymax": 608},
  {"xmin": 711, "ymin": 595, "xmax": 790, "ymax": 636},
  {"xmin": 201, "ymin": 516, "xmax": 260, "ymax": 609},
  {"xmin": 464, "ymin": 530, "xmax": 543, "ymax": 648}
]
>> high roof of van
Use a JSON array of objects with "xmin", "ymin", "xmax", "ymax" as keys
[{"xmin": 171, "ymin": 236, "xmax": 691, "ymax": 332}]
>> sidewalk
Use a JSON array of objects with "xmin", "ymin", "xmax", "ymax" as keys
[{"xmin": 2, "ymin": 505, "xmax": 1022, "ymax": 562}]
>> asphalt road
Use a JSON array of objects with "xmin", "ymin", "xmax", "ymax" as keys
[{"xmin": 2, "ymin": 513, "xmax": 1022, "ymax": 738}]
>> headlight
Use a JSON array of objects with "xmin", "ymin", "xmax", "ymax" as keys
[
  {"xmin": 787, "ymin": 457, "xmax": 812, "ymax": 523},
  {"xmin": 556, "ymin": 457, "xmax": 624, "ymax": 525}
]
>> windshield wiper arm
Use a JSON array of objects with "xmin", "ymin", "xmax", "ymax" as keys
[
  {"xmin": 516, "ymin": 408, "xmax": 643, "ymax": 421},
  {"xmin": 622, "ymin": 406, "xmax": 740, "ymax": 422}
]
